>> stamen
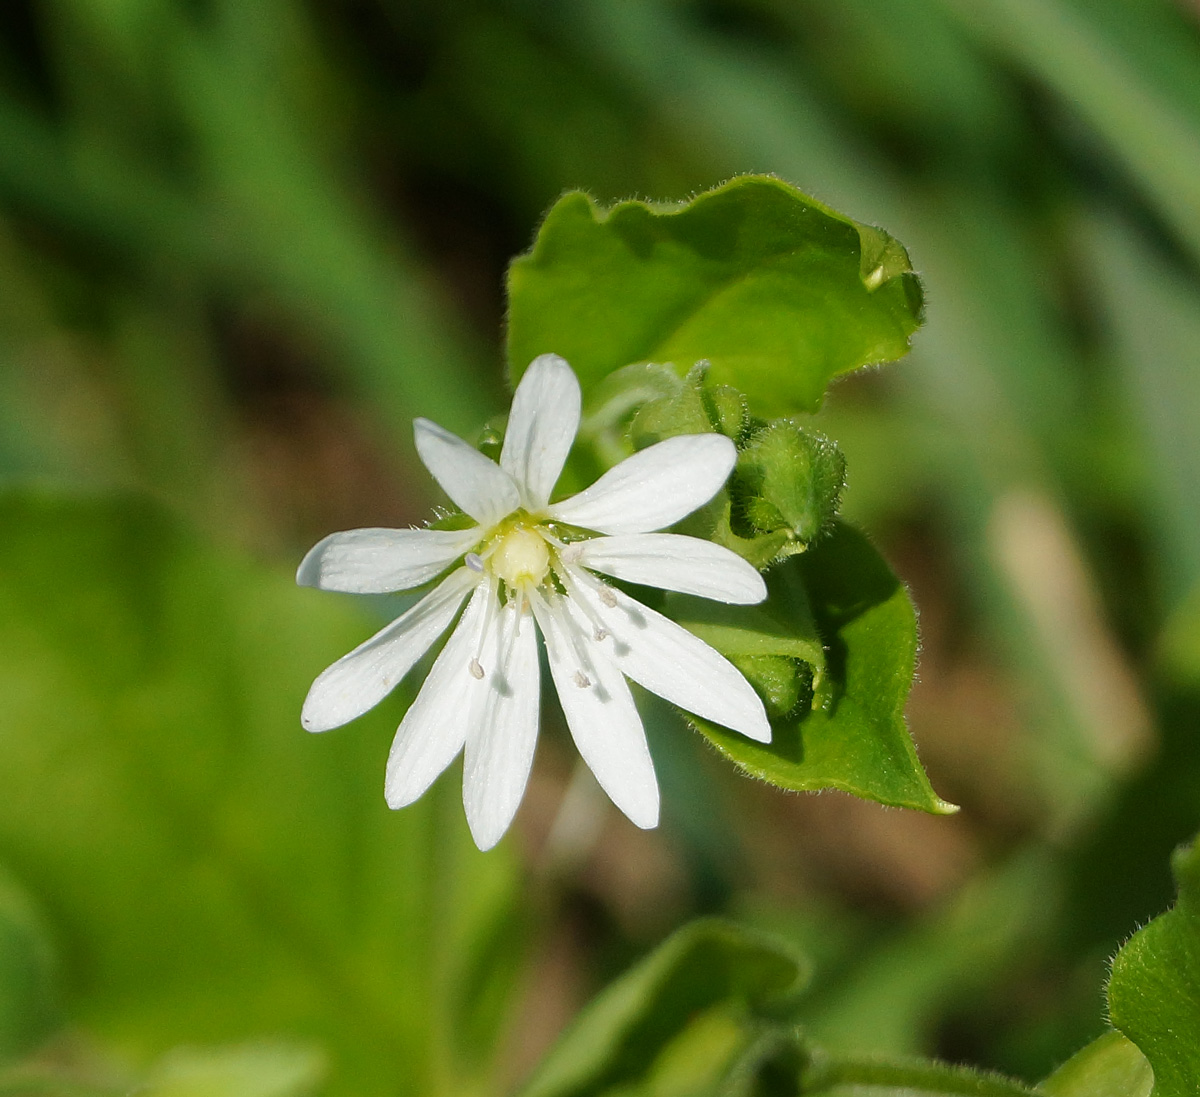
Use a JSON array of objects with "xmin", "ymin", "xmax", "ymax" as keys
[
  {"xmin": 529, "ymin": 585, "xmax": 599, "ymax": 691},
  {"xmin": 599, "ymin": 587, "xmax": 618, "ymax": 608},
  {"xmin": 465, "ymin": 552, "xmax": 484, "ymax": 573},
  {"xmin": 559, "ymin": 543, "xmax": 583, "ymax": 564},
  {"xmin": 556, "ymin": 566, "xmax": 614, "ymax": 641},
  {"xmin": 593, "ymin": 627, "xmax": 608, "ymax": 642},
  {"xmin": 468, "ymin": 576, "xmax": 498, "ymax": 682}
]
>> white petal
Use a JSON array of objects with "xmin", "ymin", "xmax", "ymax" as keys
[
  {"xmin": 531, "ymin": 594, "xmax": 660, "ymax": 829},
  {"xmin": 501, "ymin": 353, "xmax": 581, "ymax": 511},
  {"xmin": 301, "ymin": 568, "xmax": 476, "ymax": 732},
  {"xmin": 566, "ymin": 568, "xmax": 771, "ymax": 743},
  {"xmin": 297, "ymin": 526, "xmax": 482, "ymax": 593},
  {"xmin": 546, "ymin": 434, "xmax": 736, "ymax": 534},
  {"xmin": 413, "ymin": 417, "xmax": 520, "ymax": 526},
  {"xmin": 384, "ymin": 581, "xmax": 494, "ymax": 808},
  {"xmin": 577, "ymin": 534, "xmax": 766, "ymax": 604},
  {"xmin": 462, "ymin": 603, "xmax": 541, "ymax": 850}
]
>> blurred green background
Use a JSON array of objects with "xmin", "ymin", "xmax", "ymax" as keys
[{"xmin": 2, "ymin": 0, "xmax": 1200, "ymax": 1094}]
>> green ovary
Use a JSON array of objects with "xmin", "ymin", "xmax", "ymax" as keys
[{"xmin": 490, "ymin": 526, "xmax": 551, "ymax": 590}]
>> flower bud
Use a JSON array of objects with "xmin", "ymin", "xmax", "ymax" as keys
[
  {"xmin": 732, "ymin": 421, "xmax": 846, "ymax": 546},
  {"xmin": 727, "ymin": 653, "xmax": 813, "ymax": 721}
]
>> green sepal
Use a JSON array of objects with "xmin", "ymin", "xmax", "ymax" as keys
[
  {"xmin": 622, "ymin": 371, "xmax": 844, "ymax": 561},
  {"xmin": 584, "ymin": 365, "xmax": 798, "ymax": 570},
  {"xmin": 681, "ymin": 523, "xmax": 954, "ymax": 815},
  {"xmin": 507, "ymin": 177, "xmax": 924, "ymax": 416},
  {"xmin": 727, "ymin": 655, "xmax": 814, "ymax": 724},
  {"xmin": 1107, "ymin": 832, "xmax": 1200, "ymax": 1096},
  {"xmin": 731, "ymin": 421, "xmax": 846, "ymax": 548},
  {"xmin": 667, "ymin": 575, "xmax": 829, "ymax": 718},
  {"xmin": 628, "ymin": 362, "xmax": 715, "ymax": 445}
]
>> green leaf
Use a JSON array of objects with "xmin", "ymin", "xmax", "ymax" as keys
[
  {"xmin": 0, "ymin": 490, "xmax": 525, "ymax": 1097},
  {"xmin": 1039, "ymin": 1030, "xmax": 1153, "ymax": 1097},
  {"xmin": 0, "ymin": 1041, "xmax": 324, "ymax": 1097},
  {"xmin": 507, "ymin": 176, "xmax": 924, "ymax": 416},
  {"xmin": 681, "ymin": 523, "xmax": 952, "ymax": 813},
  {"xmin": 801, "ymin": 1052, "xmax": 1037, "ymax": 1096},
  {"xmin": 1107, "ymin": 833, "xmax": 1200, "ymax": 1097},
  {"xmin": 516, "ymin": 918, "xmax": 810, "ymax": 1097},
  {"xmin": 138, "ymin": 1043, "xmax": 324, "ymax": 1097}
]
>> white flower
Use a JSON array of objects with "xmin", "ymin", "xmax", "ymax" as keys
[{"xmin": 298, "ymin": 354, "xmax": 771, "ymax": 850}]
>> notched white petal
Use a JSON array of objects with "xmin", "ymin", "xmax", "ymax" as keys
[
  {"xmin": 568, "ymin": 569, "xmax": 771, "ymax": 743},
  {"xmin": 546, "ymin": 434, "xmax": 736, "ymax": 534},
  {"xmin": 413, "ymin": 417, "xmax": 520, "ymax": 526},
  {"xmin": 532, "ymin": 596, "xmax": 660, "ymax": 829},
  {"xmin": 578, "ymin": 534, "xmax": 766, "ymax": 604},
  {"xmin": 384, "ymin": 581, "xmax": 492, "ymax": 808},
  {"xmin": 501, "ymin": 353, "xmax": 581, "ymax": 511},
  {"xmin": 463, "ymin": 604, "xmax": 541, "ymax": 850},
  {"xmin": 296, "ymin": 526, "xmax": 482, "ymax": 593},
  {"xmin": 301, "ymin": 568, "xmax": 476, "ymax": 733}
]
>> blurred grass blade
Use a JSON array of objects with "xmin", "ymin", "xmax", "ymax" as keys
[
  {"xmin": 931, "ymin": 0, "xmax": 1200, "ymax": 265},
  {"xmin": 0, "ymin": 865, "xmax": 59, "ymax": 1062},
  {"xmin": 1081, "ymin": 212, "xmax": 1200, "ymax": 606}
]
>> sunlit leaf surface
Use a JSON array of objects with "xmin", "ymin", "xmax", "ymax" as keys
[{"xmin": 507, "ymin": 177, "xmax": 923, "ymax": 414}]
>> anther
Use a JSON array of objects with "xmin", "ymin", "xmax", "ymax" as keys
[
  {"xmin": 560, "ymin": 543, "xmax": 583, "ymax": 563},
  {"xmin": 593, "ymin": 627, "xmax": 608, "ymax": 642},
  {"xmin": 465, "ymin": 552, "xmax": 484, "ymax": 573},
  {"xmin": 469, "ymin": 658, "xmax": 484, "ymax": 680},
  {"xmin": 599, "ymin": 587, "xmax": 618, "ymax": 608},
  {"xmin": 573, "ymin": 671, "xmax": 590, "ymax": 688}
]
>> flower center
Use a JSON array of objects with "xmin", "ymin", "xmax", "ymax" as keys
[{"xmin": 489, "ymin": 526, "xmax": 551, "ymax": 590}]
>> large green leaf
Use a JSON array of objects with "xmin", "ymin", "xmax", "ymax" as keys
[
  {"xmin": 0, "ymin": 490, "xmax": 525, "ymax": 1097},
  {"xmin": 506, "ymin": 176, "xmax": 923, "ymax": 415},
  {"xmin": 680, "ymin": 523, "xmax": 952, "ymax": 814},
  {"xmin": 1108, "ymin": 833, "xmax": 1200, "ymax": 1096},
  {"xmin": 516, "ymin": 919, "xmax": 809, "ymax": 1097}
]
